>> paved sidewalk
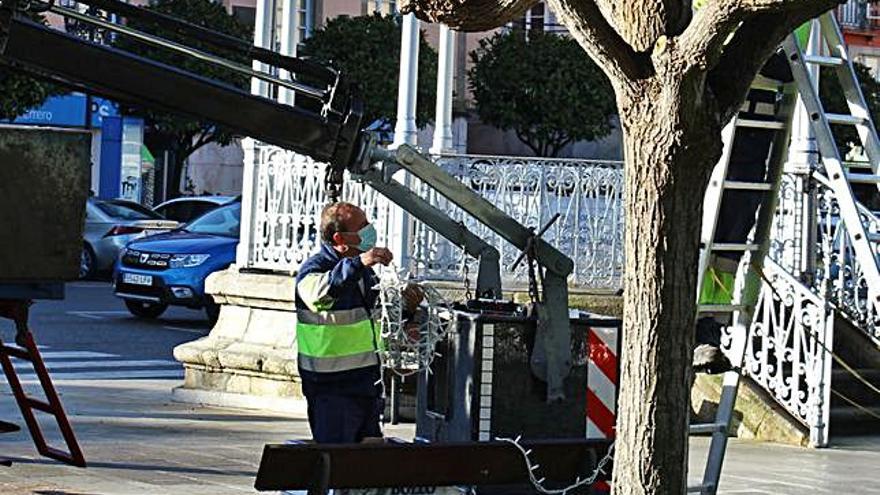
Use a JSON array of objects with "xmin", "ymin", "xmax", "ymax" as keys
[
  {"xmin": 0, "ymin": 379, "xmax": 416, "ymax": 494},
  {"xmin": 0, "ymin": 378, "xmax": 877, "ymax": 494}
]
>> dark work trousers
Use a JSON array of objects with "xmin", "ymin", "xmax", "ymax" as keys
[
  {"xmin": 306, "ymin": 394, "xmax": 383, "ymax": 443},
  {"xmin": 300, "ymin": 365, "xmax": 383, "ymax": 443}
]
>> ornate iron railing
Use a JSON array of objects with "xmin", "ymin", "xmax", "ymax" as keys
[
  {"xmin": 735, "ymin": 166, "xmax": 880, "ymax": 446},
  {"xmin": 411, "ymin": 154, "xmax": 625, "ymax": 289},
  {"xmin": 811, "ymin": 173, "xmax": 880, "ymax": 341},
  {"xmin": 730, "ymin": 259, "xmax": 834, "ymax": 446},
  {"xmin": 242, "ymin": 141, "xmax": 394, "ymax": 272},
  {"xmin": 763, "ymin": 169, "xmax": 880, "ymax": 343},
  {"xmin": 239, "ymin": 143, "xmax": 626, "ymax": 290}
]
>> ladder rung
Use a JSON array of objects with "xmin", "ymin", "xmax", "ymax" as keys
[
  {"xmin": 698, "ymin": 304, "xmax": 746, "ymax": 313},
  {"xmin": 0, "ymin": 345, "xmax": 32, "ymax": 361},
  {"xmin": 804, "ymin": 54, "xmax": 845, "ymax": 66},
  {"xmin": 843, "ymin": 160, "xmax": 873, "ymax": 169},
  {"xmin": 687, "ymin": 483, "xmax": 714, "ymax": 494},
  {"xmin": 722, "ymin": 180, "xmax": 772, "ymax": 191},
  {"xmin": 26, "ymin": 397, "xmax": 55, "ymax": 414},
  {"xmin": 735, "ymin": 118, "xmax": 785, "ymax": 130},
  {"xmin": 751, "ymin": 74, "xmax": 782, "ymax": 91},
  {"xmin": 846, "ymin": 172, "xmax": 880, "ymax": 184},
  {"xmin": 689, "ymin": 422, "xmax": 727, "ymax": 435},
  {"xmin": 868, "ymin": 232, "xmax": 880, "ymax": 242},
  {"xmin": 710, "ymin": 243, "xmax": 759, "ymax": 251},
  {"xmin": 827, "ymin": 113, "xmax": 868, "ymax": 126}
]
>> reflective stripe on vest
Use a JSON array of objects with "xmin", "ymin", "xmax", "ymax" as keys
[
  {"xmin": 298, "ymin": 351, "xmax": 378, "ymax": 373},
  {"xmin": 296, "ymin": 311, "xmax": 383, "ymax": 372},
  {"xmin": 297, "ymin": 307, "xmax": 370, "ymax": 325}
]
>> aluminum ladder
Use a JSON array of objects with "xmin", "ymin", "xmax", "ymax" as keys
[
  {"xmin": 781, "ymin": 13, "xmax": 880, "ymax": 303},
  {"xmin": 688, "ymin": 78, "xmax": 797, "ymax": 495},
  {"xmin": 691, "ymin": 11, "xmax": 880, "ymax": 493}
]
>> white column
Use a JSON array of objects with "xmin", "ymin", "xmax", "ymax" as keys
[
  {"xmin": 251, "ymin": 0, "xmax": 275, "ymax": 97},
  {"xmin": 786, "ymin": 19, "xmax": 823, "ymax": 278},
  {"xmin": 236, "ymin": 139, "xmax": 260, "ymax": 266},
  {"xmin": 240, "ymin": 0, "xmax": 274, "ymax": 266},
  {"xmin": 278, "ymin": 0, "xmax": 298, "ymax": 105},
  {"xmin": 388, "ymin": 13, "xmax": 421, "ymax": 271},
  {"xmin": 787, "ymin": 19, "xmax": 822, "ymax": 172},
  {"xmin": 430, "ymin": 24, "xmax": 455, "ymax": 156},
  {"xmin": 393, "ymin": 14, "xmax": 421, "ymax": 147}
]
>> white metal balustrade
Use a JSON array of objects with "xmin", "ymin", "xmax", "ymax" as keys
[
  {"xmin": 412, "ymin": 154, "xmax": 624, "ymax": 290},
  {"xmin": 239, "ymin": 141, "xmax": 626, "ymax": 291},
  {"xmin": 723, "ymin": 258, "xmax": 835, "ymax": 446}
]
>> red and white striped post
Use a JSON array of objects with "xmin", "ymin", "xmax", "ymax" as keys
[{"xmin": 586, "ymin": 325, "xmax": 620, "ymax": 492}]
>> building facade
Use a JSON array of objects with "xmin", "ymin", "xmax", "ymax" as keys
[{"xmin": 838, "ymin": 0, "xmax": 880, "ymax": 77}]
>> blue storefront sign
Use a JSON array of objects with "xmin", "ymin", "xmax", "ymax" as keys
[
  {"xmin": 90, "ymin": 96, "xmax": 120, "ymax": 128},
  {"xmin": 6, "ymin": 93, "xmax": 119, "ymax": 128},
  {"xmin": 12, "ymin": 94, "xmax": 87, "ymax": 127}
]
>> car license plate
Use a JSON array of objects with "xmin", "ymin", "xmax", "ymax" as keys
[{"xmin": 123, "ymin": 273, "xmax": 153, "ymax": 286}]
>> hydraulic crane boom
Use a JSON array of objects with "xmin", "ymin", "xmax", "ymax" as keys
[
  {"xmin": 0, "ymin": 0, "xmax": 365, "ymax": 172},
  {"xmin": 0, "ymin": 0, "xmax": 575, "ymax": 399}
]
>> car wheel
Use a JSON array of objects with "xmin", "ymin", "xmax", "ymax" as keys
[
  {"xmin": 124, "ymin": 299, "xmax": 168, "ymax": 319},
  {"xmin": 205, "ymin": 300, "xmax": 221, "ymax": 326},
  {"xmin": 79, "ymin": 245, "xmax": 96, "ymax": 280}
]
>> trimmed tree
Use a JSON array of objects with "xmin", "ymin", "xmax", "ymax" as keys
[
  {"xmin": 300, "ymin": 13, "xmax": 437, "ymax": 133},
  {"xmin": 469, "ymin": 29, "xmax": 616, "ymax": 157},
  {"xmin": 400, "ymin": 0, "xmax": 846, "ymax": 493},
  {"xmin": 113, "ymin": 0, "xmax": 251, "ymax": 198}
]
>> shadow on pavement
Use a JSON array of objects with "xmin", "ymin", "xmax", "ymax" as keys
[{"xmin": 4, "ymin": 457, "xmax": 256, "ymax": 477}]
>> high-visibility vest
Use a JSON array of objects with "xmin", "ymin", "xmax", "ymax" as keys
[
  {"xmin": 295, "ymin": 306, "xmax": 382, "ymax": 373},
  {"xmin": 296, "ymin": 268, "xmax": 383, "ymax": 373}
]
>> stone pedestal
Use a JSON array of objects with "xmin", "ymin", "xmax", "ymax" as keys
[{"xmin": 172, "ymin": 266, "xmax": 305, "ymax": 412}]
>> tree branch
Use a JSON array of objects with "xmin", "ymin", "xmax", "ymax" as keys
[
  {"xmin": 515, "ymin": 129, "xmax": 541, "ymax": 156},
  {"xmin": 707, "ymin": 2, "xmax": 840, "ymax": 124},
  {"xmin": 190, "ymin": 129, "xmax": 215, "ymax": 154},
  {"xmin": 680, "ymin": 0, "xmax": 842, "ymax": 72},
  {"xmin": 594, "ymin": 0, "xmax": 692, "ymax": 51},
  {"xmin": 546, "ymin": 0, "xmax": 653, "ymax": 81},
  {"xmin": 399, "ymin": 0, "xmax": 539, "ymax": 32}
]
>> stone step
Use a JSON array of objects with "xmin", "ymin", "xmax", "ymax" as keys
[
  {"xmin": 831, "ymin": 369, "xmax": 880, "ymax": 407},
  {"xmin": 830, "ymin": 405, "xmax": 880, "ymax": 436},
  {"xmin": 830, "ymin": 316, "xmax": 880, "ymax": 369}
]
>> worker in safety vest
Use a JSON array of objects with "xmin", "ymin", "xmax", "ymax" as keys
[{"xmin": 295, "ymin": 202, "xmax": 421, "ymax": 443}]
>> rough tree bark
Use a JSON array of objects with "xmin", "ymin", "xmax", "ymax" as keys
[
  {"xmin": 613, "ymin": 74, "xmax": 722, "ymax": 491},
  {"xmin": 400, "ymin": 0, "xmax": 844, "ymax": 493}
]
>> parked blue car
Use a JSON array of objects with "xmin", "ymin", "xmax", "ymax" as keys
[{"xmin": 113, "ymin": 200, "xmax": 240, "ymax": 323}]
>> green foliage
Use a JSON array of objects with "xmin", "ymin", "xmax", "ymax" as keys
[
  {"xmin": 0, "ymin": 70, "xmax": 59, "ymax": 121},
  {"xmin": 300, "ymin": 14, "xmax": 437, "ymax": 133},
  {"xmin": 468, "ymin": 30, "xmax": 616, "ymax": 157},
  {"xmin": 112, "ymin": 0, "xmax": 251, "ymax": 195},
  {"xmin": 820, "ymin": 62, "xmax": 880, "ymax": 159},
  {"xmin": 0, "ymin": 12, "xmax": 64, "ymax": 120}
]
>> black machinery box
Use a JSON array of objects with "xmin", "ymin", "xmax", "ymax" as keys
[{"xmin": 416, "ymin": 303, "xmax": 622, "ymax": 444}]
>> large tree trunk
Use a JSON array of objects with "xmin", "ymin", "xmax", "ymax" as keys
[{"xmin": 611, "ymin": 78, "xmax": 722, "ymax": 494}]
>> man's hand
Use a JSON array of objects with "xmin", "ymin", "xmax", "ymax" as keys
[
  {"xmin": 360, "ymin": 247, "xmax": 393, "ymax": 267},
  {"xmin": 402, "ymin": 283, "xmax": 425, "ymax": 313}
]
